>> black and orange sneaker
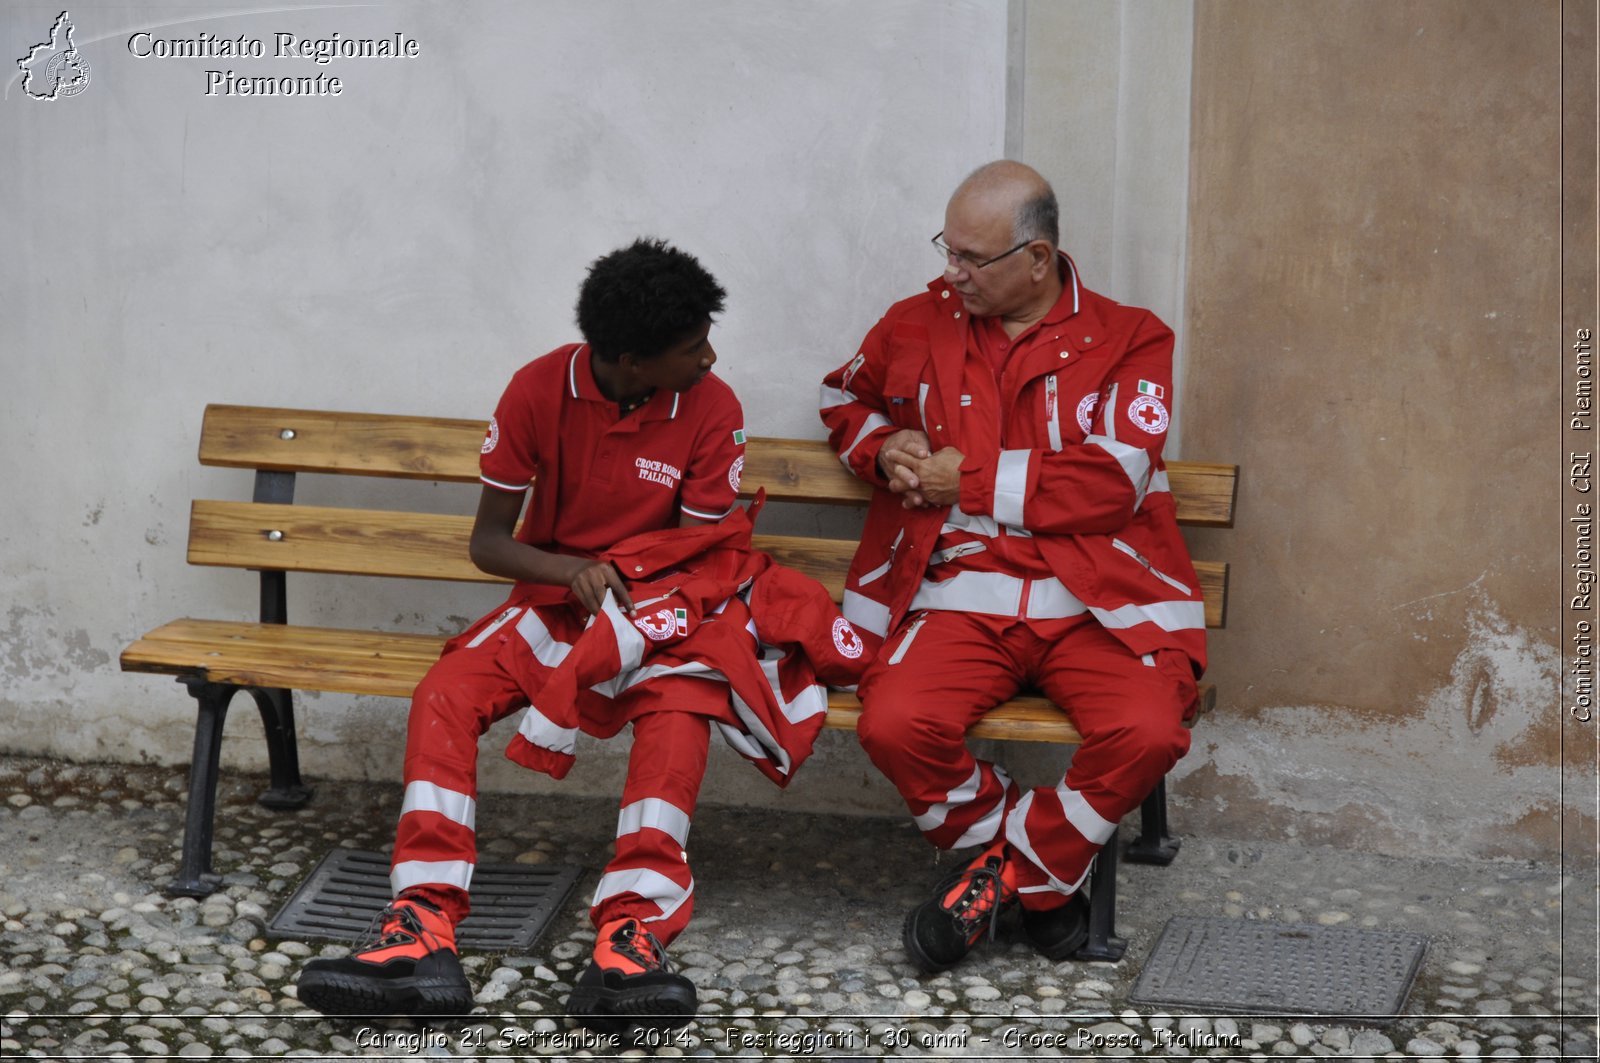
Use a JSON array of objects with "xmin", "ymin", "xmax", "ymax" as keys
[
  {"xmin": 565, "ymin": 917, "xmax": 697, "ymax": 1034},
  {"xmin": 296, "ymin": 895, "xmax": 472, "ymax": 1016},
  {"xmin": 902, "ymin": 842, "xmax": 1018, "ymax": 973}
]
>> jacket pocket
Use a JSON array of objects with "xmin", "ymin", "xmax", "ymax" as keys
[
  {"xmin": 883, "ymin": 326, "xmax": 931, "ymax": 427},
  {"xmin": 856, "ymin": 529, "xmax": 905, "ymax": 587},
  {"xmin": 1111, "ymin": 538, "xmax": 1192, "ymax": 596},
  {"xmin": 886, "ymin": 613, "xmax": 928, "ymax": 666}
]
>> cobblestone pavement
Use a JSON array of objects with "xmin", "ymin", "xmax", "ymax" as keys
[{"xmin": 1, "ymin": 755, "xmax": 1595, "ymax": 1059}]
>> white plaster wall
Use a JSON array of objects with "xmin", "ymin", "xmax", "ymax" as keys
[
  {"xmin": 1016, "ymin": 0, "xmax": 1193, "ymax": 452},
  {"xmin": 0, "ymin": 0, "xmax": 1008, "ymax": 809}
]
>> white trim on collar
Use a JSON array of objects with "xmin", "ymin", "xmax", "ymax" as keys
[{"xmin": 567, "ymin": 345, "xmax": 584, "ymax": 398}]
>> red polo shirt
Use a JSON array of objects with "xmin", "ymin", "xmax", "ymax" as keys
[
  {"xmin": 969, "ymin": 257, "xmax": 1082, "ymax": 380},
  {"xmin": 480, "ymin": 344, "xmax": 746, "ymax": 575}
]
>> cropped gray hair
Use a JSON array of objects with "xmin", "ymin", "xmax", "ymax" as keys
[{"xmin": 1014, "ymin": 188, "xmax": 1059, "ymax": 248}]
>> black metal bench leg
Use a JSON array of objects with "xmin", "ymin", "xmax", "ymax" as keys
[
  {"xmin": 248, "ymin": 687, "xmax": 313, "ymax": 810},
  {"xmin": 1073, "ymin": 830, "xmax": 1128, "ymax": 961},
  {"xmin": 169, "ymin": 679, "xmax": 236, "ymax": 898},
  {"xmin": 1124, "ymin": 776, "xmax": 1182, "ymax": 865}
]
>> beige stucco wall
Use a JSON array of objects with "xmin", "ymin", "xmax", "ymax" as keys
[
  {"xmin": 1565, "ymin": 0, "xmax": 1600, "ymax": 872},
  {"xmin": 1175, "ymin": 0, "xmax": 1582, "ymax": 859},
  {"xmin": 1014, "ymin": 0, "xmax": 1196, "ymax": 452}
]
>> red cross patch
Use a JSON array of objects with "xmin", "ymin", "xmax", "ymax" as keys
[
  {"xmin": 1128, "ymin": 395, "xmax": 1169, "ymax": 435},
  {"xmin": 1076, "ymin": 393, "xmax": 1100, "ymax": 434},
  {"xmin": 832, "ymin": 616, "xmax": 864, "ymax": 659}
]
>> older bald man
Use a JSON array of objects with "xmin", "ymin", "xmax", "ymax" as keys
[{"xmin": 819, "ymin": 162, "xmax": 1207, "ymax": 971}]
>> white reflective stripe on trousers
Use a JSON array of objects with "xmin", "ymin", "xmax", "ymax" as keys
[
  {"xmin": 616, "ymin": 798, "xmax": 691, "ymax": 848},
  {"xmin": 914, "ymin": 764, "xmax": 982, "ymax": 833},
  {"xmin": 513, "ymin": 704, "xmax": 578, "ymax": 757},
  {"xmin": 947, "ymin": 764, "xmax": 1014, "ymax": 849},
  {"xmin": 391, "ymin": 858, "xmax": 474, "ymax": 896},
  {"xmin": 1003, "ymin": 791, "xmax": 1097, "ymax": 897},
  {"xmin": 591, "ymin": 867, "xmax": 693, "ymax": 924},
  {"xmin": 401, "ymin": 781, "xmax": 476, "ymax": 830}
]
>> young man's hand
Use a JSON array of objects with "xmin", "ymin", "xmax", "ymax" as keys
[{"xmin": 567, "ymin": 559, "xmax": 635, "ymax": 616}]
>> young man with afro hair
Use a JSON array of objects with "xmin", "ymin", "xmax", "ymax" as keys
[{"xmin": 297, "ymin": 238, "xmax": 746, "ymax": 1032}]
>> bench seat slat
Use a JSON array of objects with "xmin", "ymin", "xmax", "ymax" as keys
[
  {"xmin": 198, "ymin": 405, "xmax": 1237, "ymax": 527},
  {"xmin": 123, "ymin": 617, "xmax": 448, "ymax": 658},
  {"xmin": 188, "ymin": 501, "xmax": 1229, "ymax": 626},
  {"xmin": 122, "ymin": 619, "xmax": 1212, "ymax": 744}
]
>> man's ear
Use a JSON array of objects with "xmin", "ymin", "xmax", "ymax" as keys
[{"xmin": 1029, "ymin": 242, "xmax": 1054, "ymax": 280}]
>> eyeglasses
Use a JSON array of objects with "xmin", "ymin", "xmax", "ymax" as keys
[{"xmin": 931, "ymin": 231, "xmax": 1031, "ymax": 270}]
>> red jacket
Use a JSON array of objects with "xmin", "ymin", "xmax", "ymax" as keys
[
  {"xmin": 819, "ymin": 263, "xmax": 1206, "ymax": 675},
  {"xmin": 503, "ymin": 498, "xmax": 880, "ymax": 784}
]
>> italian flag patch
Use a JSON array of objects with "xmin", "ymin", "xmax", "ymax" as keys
[
  {"xmin": 1137, "ymin": 380, "xmax": 1165, "ymax": 400},
  {"xmin": 732, "ymin": 429, "xmax": 746, "ymax": 445}
]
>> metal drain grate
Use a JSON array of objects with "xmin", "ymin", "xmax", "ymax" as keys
[
  {"xmin": 1130, "ymin": 917, "xmax": 1427, "ymax": 1016},
  {"xmin": 268, "ymin": 848, "xmax": 584, "ymax": 953}
]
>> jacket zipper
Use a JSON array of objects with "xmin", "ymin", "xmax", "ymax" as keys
[
  {"xmin": 930, "ymin": 541, "xmax": 987, "ymax": 565},
  {"xmin": 887, "ymin": 614, "xmax": 928, "ymax": 666},
  {"xmin": 466, "ymin": 605, "xmax": 522, "ymax": 648},
  {"xmin": 1111, "ymin": 538, "xmax": 1192, "ymax": 595},
  {"xmin": 1044, "ymin": 373, "xmax": 1062, "ymax": 451},
  {"xmin": 857, "ymin": 528, "xmax": 905, "ymax": 587}
]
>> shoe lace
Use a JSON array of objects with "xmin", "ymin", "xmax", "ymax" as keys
[
  {"xmin": 352, "ymin": 900, "xmax": 444, "ymax": 954},
  {"xmin": 610, "ymin": 921, "xmax": 673, "ymax": 973},
  {"xmin": 940, "ymin": 856, "xmax": 1015, "ymax": 943}
]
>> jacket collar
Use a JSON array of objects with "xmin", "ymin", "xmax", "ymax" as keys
[{"xmin": 924, "ymin": 250, "xmax": 1083, "ymax": 321}]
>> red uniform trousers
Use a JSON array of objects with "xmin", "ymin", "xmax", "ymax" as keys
[
  {"xmin": 391, "ymin": 601, "xmax": 728, "ymax": 946},
  {"xmin": 856, "ymin": 610, "xmax": 1194, "ymax": 908}
]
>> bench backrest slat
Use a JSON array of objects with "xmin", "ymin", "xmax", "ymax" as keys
[
  {"xmin": 200, "ymin": 405, "xmax": 485, "ymax": 482},
  {"xmin": 199, "ymin": 404, "xmax": 1237, "ymax": 528},
  {"xmin": 194, "ymin": 404, "xmax": 1232, "ymax": 628},
  {"xmin": 188, "ymin": 499, "xmax": 1228, "ymax": 626},
  {"xmin": 189, "ymin": 500, "xmax": 493, "ymax": 583}
]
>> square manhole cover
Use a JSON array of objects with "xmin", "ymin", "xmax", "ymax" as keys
[
  {"xmin": 1130, "ymin": 917, "xmax": 1427, "ymax": 1016},
  {"xmin": 268, "ymin": 848, "xmax": 584, "ymax": 953}
]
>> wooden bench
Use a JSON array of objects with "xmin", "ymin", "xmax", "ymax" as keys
[{"xmin": 122, "ymin": 403, "xmax": 1236, "ymax": 961}]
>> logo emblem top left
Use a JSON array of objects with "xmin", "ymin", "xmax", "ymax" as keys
[{"xmin": 18, "ymin": 11, "xmax": 91, "ymax": 101}]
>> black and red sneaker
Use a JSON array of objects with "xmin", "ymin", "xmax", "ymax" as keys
[
  {"xmin": 1020, "ymin": 890, "xmax": 1091, "ymax": 961},
  {"xmin": 902, "ymin": 842, "xmax": 1018, "ymax": 973},
  {"xmin": 565, "ymin": 917, "xmax": 697, "ymax": 1034},
  {"xmin": 296, "ymin": 895, "xmax": 472, "ymax": 1016}
]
